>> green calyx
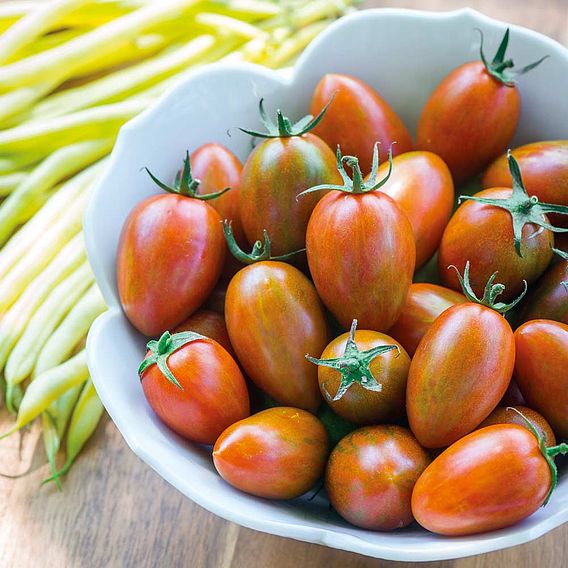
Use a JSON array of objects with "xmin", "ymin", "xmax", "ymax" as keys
[
  {"xmin": 477, "ymin": 28, "xmax": 548, "ymax": 86},
  {"xmin": 138, "ymin": 330, "xmax": 207, "ymax": 389},
  {"xmin": 449, "ymin": 260, "xmax": 527, "ymax": 314},
  {"xmin": 305, "ymin": 319, "xmax": 399, "ymax": 402},
  {"xmin": 297, "ymin": 142, "xmax": 393, "ymax": 199},
  {"xmin": 237, "ymin": 96, "xmax": 333, "ymax": 139},
  {"xmin": 506, "ymin": 407, "xmax": 568, "ymax": 505},
  {"xmin": 460, "ymin": 151, "xmax": 568, "ymax": 257},
  {"xmin": 222, "ymin": 220, "xmax": 305, "ymax": 265},
  {"xmin": 145, "ymin": 151, "xmax": 231, "ymax": 201}
]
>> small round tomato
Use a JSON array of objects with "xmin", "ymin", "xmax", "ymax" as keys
[
  {"xmin": 376, "ymin": 151, "xmax": 454, "ymax": 267},
  {"xmin": 519, "ymin": 260, "xmax": 568, "ymax": 325},
  {"xmin": 407, "ymin": 263, "xmax": 517, "ymax": 448},
  {"xmin": 326, "ymin": 426, "xmax": 430, "ymax": 531},
  {"xmin": 213, "ymin": 407, "xmax": 329, "ymax": 499},
  {"xmin": 307, "ymin": 320, "xmax": 410, "ymax": 425},
  {"xmin": 483, "ymin": 141, "xmax": 568, "ymax": 227},
  {"xmin": 310, "ymin": 73, "xmax": 413, "ymax": 173},
  {"xmin": 175, "ymin": 309, "xmax": 234, "ymax": 358},
  {"xmin": 417, "ymin": 30, "xmax": 545, "ymax": 183},
  {"xmin": 479, "ymin": 406, "xmax": 556, "ymax": 447},
  {"xmin": 514, "ymin": 320, "xmax": 568, "ymax": 439},
  {"xmin": 238, "ymin": 101, "xmax": 340, "ymax": 255},
  {"xmin": 388, "ymin": 283, "xmax": 467, "ymax": 356},
  {"xmin": 305, "ymin": 145, "xmax": 415, "ymax": 332},
  {"xmin": 139, "ymin": 331, "xmax": 249, "ymax": 444},
  {"xmin": 225, "ymin": 260, "xmax": 328, "ymax": 413},
  {"xmin": 412, "ymin": 424, "xmax": 567, "ymax": 536},
  {"xmin": 117, "ymin": 155, "xmax": 226, "ymax": 336}
]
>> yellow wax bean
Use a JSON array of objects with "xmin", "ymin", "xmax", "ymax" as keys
[
  {"xmin": 0, "ymin": 350, "xmax": 89, "ymax": 438},
  {"xmin": 0, "ymin": 233, "xmax": 85, "ymax": 373},
  {"xmin": 0, "ymin": 172, "xmax": 26, "ymax": 196},
  {"xmin": 34, "ymin": 284, "xmax": 106, "ymax": 377},
  {"xmin": 5, "ymin": 262, "xmax": 94, "ymax": 389}
]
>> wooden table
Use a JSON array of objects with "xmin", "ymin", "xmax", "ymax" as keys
[{"xmin": 1, "ymin": 1, "xmax": 567, "ymax": 567}]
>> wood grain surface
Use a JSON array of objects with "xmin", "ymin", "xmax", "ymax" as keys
[{"xmin": 1, "ymin": 1, "xmax": 567, "ymax": 567}]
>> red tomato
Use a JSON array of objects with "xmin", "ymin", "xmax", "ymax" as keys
[
  {"xmin": 326, "ymin": 426, "xmax": 430, "ymax": 531},
  {"xmin": 483, "ymin": 141, "xmax": 568, "ymax": 227},
  {"xmin": 310, "ymin": 74, "xmax": 413, "ymax": 173},
  {"xmin": 500, "ymin": 379, "xmax": 526, "ymax": 407},
  {"xmin": 514, "ymin": 320, "xmax": 568, "ymax": 438},
  {"xmin": 306, "ymin": 147, "xmax": 415, "ymax": 332},
  {"xmin": 117, "ymin": 192, "xmax": 225, "ymax": 336},
  {"xmin": 417, "ymin": 30, "xmax": 546, "ymax": 183},
  {"xmin": 175, "ymin": 309, "xmax": 234, "ymax": 358},
  {"xmin": 411, "ymin": 425, "xmax": 557, "ymax": 535},
  {"xmin": 407, "ymin": 302, "xmax": 514, "ymax": 448},
  {"xmin": 519, "ymin": 260, "xmax": 568, "ymax": 324},
  {"xmin": 438, "ymin": 187, "xmax": 554, "ymax": 301},
  {"xmin": 139, "ymin": 332, "xmax": 249, "ymax": 444},
  {"xmin": 213, "ymin": 407, "xmax": 328, "ymax": 499},
  {"xmin": 309, "ymin": 323, "xmax": 410, "ymax": 424},
  {"xmin": 203, "ymin": 278, "xmax": 229, "ymax": 316},
  {"xmin": 376, "ymin": 151, "xmax": 454, "ymax": 267},
  {"xmin": 225, "ymin": 261, "xmax": 328, "ymax": 412},
  {"xmin": 388, "ymin": 283, "xmax": 467, "ymax": 357},
  {"xmin": 479, "ymin": 406, "xmax": 556, "ymax": 447}
]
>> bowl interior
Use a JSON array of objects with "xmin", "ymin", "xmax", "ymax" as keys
[{"xmin": 85, "ymin": 8, "xmax": 568, "ymax": 562}]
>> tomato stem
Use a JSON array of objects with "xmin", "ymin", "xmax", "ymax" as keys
[
  {"xmin": 138, "ymin": 330, "xmax": 209, "ymax": 389},
  {"xmin": 459, "ymin": 151, "xmax": 568, "ymax": 257},
  {"xmin": 237, "ymin": 96, "xmax": 334, "ymax": 139},
  {"xmin": 145, "ymin": 151, "xmax": 232, "ymax": 201},
  {"xmin": 223, "ymin": 220, "xmax": 305, "ymax": 264},
  {"xmin": 297, "ymin": 142, "xmax": 393, "ymax": 198},
  {"xmin": 477, "ymin": 28, "xmax": 548, "ymax": 86},
  {"xmin": 305, "ymin": 319, "xmax": 399, "ymax": 402}
]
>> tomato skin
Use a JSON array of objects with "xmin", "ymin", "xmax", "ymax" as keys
[
  {"xmin": 326, "ymin": 426, "xmax": 430, "ymax": 531},
  {"xmin": 482, "ymin": 141, "xmax": 568, "ymax": 227},
  {"xmin": 117, "ymin": 195, "xmax": 225, "ymax": 336},
  {"xmin": 407, "ymin": 303, "xmax": 514, "ymax": 448},
  {"xmin": 438, "ymin": 188, "xmax": 554, "ymax": 301},
  {"xmin": 316, "ymin": 331, "xmax": 410, "ymax": 424},
  {"xmin": 140, "ymin": 338, "xmax": 249, "ymax": 444},
  {"xmin": 306, "ymin": 191, "xmax": 415, "ymax": 332},
  {"xmin": 388, "ymin": 283, "xmax": 466, "ymax": 357},
  {"xmin": 519, "ymin": 261, "xmax": 568, "ymax": 325},
  {"xmin": 411, "ymin": 425, "xmax": 551, "ymax": 536},
  {"xmin": 225, "ymin": 261, "xmax": 328, "ymax": 412},
  {"xmin": 500, "ymin": 379, "xmax": 526, "ymax": 406},
  {"xmin": 310, "ymin": 74, "xmax": 413, "ymax": 173},
  {"xmin": 239, "ymin": 134, "xmax": 340, "ymax": 255},
  {"xmin": 417, "ymin": 62, "xmax": 520, "ymax": 184},
  {"xmin": 514, "ymin": 320, "xmax": 568, "ymax": 438},
  {"xmin": 175, "ymin": 309, "xmax": 234, "ymax": 358},
  {"xmin": 479, "ymin": 406, "xmax": 556, "ymax": 447},
  {"xmin": 213, "ymin": 407, "xmax": 328, "ymax": 499},
  {"xmin": 376, "ymin": 151, "xmax": 454, "ymax": 267}
]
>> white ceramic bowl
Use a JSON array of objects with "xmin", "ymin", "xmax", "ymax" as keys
[{"xmin": 85, "ymin": 8, "xmax": 568, "ymax": 562}]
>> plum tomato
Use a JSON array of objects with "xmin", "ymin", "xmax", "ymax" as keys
[
  {"xmin": 407, "ymin": 262, "xmax": 521, "ymax": 448},
  {"xmin": 213, "ymin": 407, "xmax": 329, "ymax": 500},
  {"xmin": 238, "ymin": 99, "xmax": 341, "ymax": 255},
  {"xmin": 388, "ymin": 283, "xmax": 467, "ymax": 357},
  {"xmin": 412, "ymin": 423, "xmax": 568, "ymax": 536},
  {"xmin": 138, "ymin": 331, "xmax": 249, "ymax": 444},
  {"xmin": 326, "ymin": 425, "xmax": 430, "ymax": 531},
  {"xmin": 117, "ymin": 153, "xmax": 226, "ymax": 336},
  {"xmin": 310, "ymin": 73, "xmax": 413, "ymax": 173},
  {"xmin": 417, "ymin": 29, "xmax": 547, "ymax": 184},
  {"xmin": 304, "ymin": 144, "xmax": 415, "ymax": 332},
  {"xmin": 514, "ymin": 319, "xmax": 568, "ymax": 439},
  {"xmin": 376, "ymin": 151, "xmax": 454, "ymax": 267},
  {"xmin": 175, "ymin": 309, "xmax": 234, "ymax": 358},
  {"xmin": 306, "ymin": 320, "xmax": 410, "ymax": 425}
]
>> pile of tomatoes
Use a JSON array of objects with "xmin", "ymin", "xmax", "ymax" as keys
[{"xmin": 117, "ymin": 29, "xmax": 568, "ymax": 537}]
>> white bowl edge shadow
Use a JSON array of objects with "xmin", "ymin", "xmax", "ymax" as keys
[{"xmin": 84, "ymin": 7, "xmax": 568, "ymax": 562}]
